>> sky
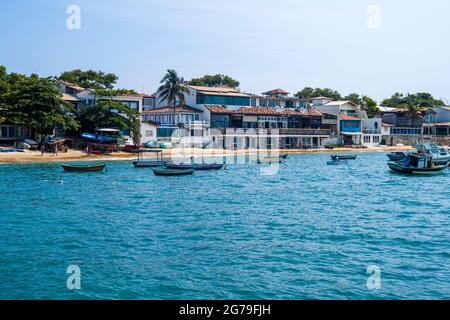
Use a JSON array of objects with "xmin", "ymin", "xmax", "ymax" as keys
[{"xmin": 0, "ymin": 0, "xmax": 449, "ymax": 103}]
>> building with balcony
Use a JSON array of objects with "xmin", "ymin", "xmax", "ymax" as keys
[
  {"xmin": 361, "ymin": 118, "xmax": 383, "ymax": 146},
  {"xmin": 205, "ymin": 105, "xmax": 330, "ymax": 149},
  {"xmin": 422, "ymin": 106, "xmax": 450, "ymax": 145}
]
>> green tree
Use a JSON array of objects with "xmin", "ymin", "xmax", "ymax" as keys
[
  {"xmin": 295, "ymin": 87, "xmax": 342, "ymax": 101},
  {"xmin": 188, "ymin": 74, "xmax": 240, "ymax": 88},
  {"xmin": 77, "ymin": 100, "xmax": 141, "ymax": 144},
  {"xmin": 1, "ymin": 72, "xmax": 79, "ymax": 137},
  {"xmin": 381, "ymin": 92, "xmax": 443, "ymax": 110},
  {"xmin": 361, "ymin": 96, "xmax": 380, "ymax": 118},
  {"xmin": 157, "ymin": 69, "xmax": 191, "ymax": 126},
  {"xmin": 59, "ymin": 69, "xmax": 119, "ymax": 90},
  {"xmin": 344, "ymin": 93, "xmax": 363, "ymax": 105}
]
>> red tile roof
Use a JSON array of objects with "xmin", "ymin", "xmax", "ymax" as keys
[
  {"xmin": 236, "ymin": 107, "xmax": 282, "ymax": 116},
  {"xmin": 60, "ymin": 81, "xmax": 86, "ymax": 92},
  {"xmin": 205, "ymin": 105, "xmax": 235, "ymax": 114},
  {"xmin": 61, "ymin": 93, "xmax": 81, "ymax": 102},
  {"xmin": 339, "ymin": 114, "xmax": 361, "ymax": 121}
]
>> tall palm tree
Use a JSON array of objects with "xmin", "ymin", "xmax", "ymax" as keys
[{"xmin": 157, "ymin": 69, "xmax": 191, "ymax": 127}]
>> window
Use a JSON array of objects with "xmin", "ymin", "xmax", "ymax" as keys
[
  {"xmin": 121, "ymin": 101, "xmax": 139, "ymax": 110},
  {"xmin": 197, "ymin": 94, "xmax": 251, "ymax": 106},
  {"xmin": 364, "ymin": 136, "xmax": 371, "ymax": 143},
  {"xmin": 373, "ymin": 136, "xmax": 380, "ymax": 143},
  {"xmin": 145, "ymin": 130, "xmax": 153, "ymax": 137}
]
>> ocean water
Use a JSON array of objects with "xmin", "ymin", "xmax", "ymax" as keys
[{"xmin": 0, "ymin": 152, "xmax": 449, "ymax": 300}]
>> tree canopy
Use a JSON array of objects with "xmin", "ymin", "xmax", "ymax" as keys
[
  {"xmin": 295, "ymin": 87, "xmax": 342, "ymax": 101},
  {"xmin": 77, "ymin": 100, "xmax": 141, "ymax": 141},
  {"xmin": 0, "ymin": 67, "xmax": 79, "ymax": 135},
  {"xmin": 59, "ymin": 69, "xmax": 119, "ymax": 90},
  {"xmin": 381, "ymin": 92, "xmax": 444, "ymax": 111},
  {"xmin": 158, "ymin": 69, "xmax": 191, "ymax": 125},
  {"xmin": 188, "ymin": 74, "xmax": 240, "ymax": 88},
  {"xmin": 361, "ymin": 96, "xmax": 380, "ymax": 118}
]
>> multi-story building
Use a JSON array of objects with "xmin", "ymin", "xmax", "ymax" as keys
[
  {"xmin": 423, "ymin": 106, "xmax": 450, "ymax": 145},
  {"xmin": 58, "ymin": 81, "xmax": 155, "ymax": 143},
  {"xmin": 315, "ymin": 99, "xmax": 364, "ymax": 146}
]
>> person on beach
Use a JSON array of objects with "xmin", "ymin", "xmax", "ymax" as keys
[
  {"xmin": 53, "ymin": 144, "xmax": 58, "ymax": 157},
  {"xmin": 40, "ymin": 144, "xmax": 45, "ymax": 156}
]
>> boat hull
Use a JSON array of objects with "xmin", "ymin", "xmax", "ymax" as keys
[
  {"xmin": 133, "ymin": 161, "xmax": 165, "ymax": 168},
  {"xmin": 193, "ymin": 164, "xmax": 224, "ymax": 171},
  {"xmin": 165, "ymin": 162, "xmax": 195, "ymax": 170},
  {"xmin": 388, "ymin": 161, "xmax": 448, "ymax": 175},
  {"xmin": 331, "ymin": 155, "xmax": 357, "ymax": 160},
  {"xmin": 387, "ymin": 154, "xmax": 406, "ymax": 161},
  {"xmin": 152, "ymin": 168, "xmax": 194, "ymax": 176},
  {"xmin": 62, "ymin": 164, "xmax": 106, "ymax": 172}
]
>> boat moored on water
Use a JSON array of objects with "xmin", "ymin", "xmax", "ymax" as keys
[
  {"xmin": 331, "ymin": 154, "xmax": 357, "ymax": 160},
  {"xmin": 152, "ymin": 167, "xmax": 194, "ymax": 176},
  {"xmin": 165, "ymin": 162, "xmax": 195, "ymax": 170},
  {"xmin": 388, "ymin": 151, "xmax": 450, "ymax": 175},
  {"xmin": 132, "ymin": 149, "xmax": 165, "ymax": 168},
  {"xmin": 193, "ymin": 163, "xmax": 224, "ymax": 171},
  {"xmin": 414, "ymin": 142, "xmax": 450, "ymax": 163},
  {"xmin": 387, "ymin": 152, "xmax": 408, "ymax": 161},
  {"xmin": 165, "ymin": 162, "xmax": 224, "ymax": 171},
  {"xmin": 327, "ymin": 159, "xmax": 348, "ymax": 166},
  {"xmin": 62, "ymin": 163, "xmax": 107, "ymax": 172}
]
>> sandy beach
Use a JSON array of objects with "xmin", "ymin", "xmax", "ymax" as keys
[{"xmin": 0, "ymin": 146, "xmax": 416, "ymax": 164}]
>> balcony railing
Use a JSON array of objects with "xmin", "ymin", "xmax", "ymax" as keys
[
  {"xmin": 213, "ymin": 128, "xmax": 331, "ymax": 136},
  {"xmin": 362, "ymin": 129, "xmax": 382, "ymax": 134}
]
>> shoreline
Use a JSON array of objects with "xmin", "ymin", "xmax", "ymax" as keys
[{"xmin": 0, "ymin": 146, "xmax": 416, "ymax": 165}]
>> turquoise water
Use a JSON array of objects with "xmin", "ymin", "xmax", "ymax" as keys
[{"xmin": 1, "ymin": 153, "xmax": 449, "ymax": 300}]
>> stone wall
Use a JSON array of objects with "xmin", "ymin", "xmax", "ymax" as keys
[{"xmin": 384, "ymin": 135, "xmax": 450, "ymax": 146}]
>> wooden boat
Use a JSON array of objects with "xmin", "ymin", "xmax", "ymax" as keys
[
  {"xmin": 331, "ymin": 154, "xmax": 357, "ymax": 160},
  {"xmin": 388, "ymin": 153, "xmax": 449, "ymax": 175},
  {"xmin": 133, "ymin": 149, "xmax": 165, "ymax": 168},
  {"xmin": 62, "ymin": 164, "xmax": 106, "ymax": 172},
  {"xmin": 264, "ymin": 154, "xmax": 288, "ymax": 161},
  {"xmin": 132, "ymin": 160, "xmax": 165, "ymax": 168},
  {"xmin": 193, "ymin": 163, "xmax": 224, "ymax": 171},
  {"xmin": 152, "ymin": 167, "xmax": 194, "ymax": 176},
  {"xmin": 327, "ymin": 159, "xmax": 347, "ymax": 166},
  {"xmin": 165, "ymin": 162, "xmax": 195, "ymax": 169},
  {"xmin": 387, "ymin": 152, "xmax": 408, "ymax": 161},
  {"xmin": 257, "ymin": 158, "xmax": 283, "ymax": 164}
]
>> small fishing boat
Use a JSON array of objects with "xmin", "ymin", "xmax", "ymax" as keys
[
  {"xmin": 264, "ymin": 154, "xmax": 288, "ymax": 161},
  {"xmin": 152, "ymin": 167, "xmax": 194, "ymax": 176},
  {"xmin": 133, "ymin": 149, "xmax": 165, "ymax": 168},
  {"xmin": 388, "ymin": 153, "xmax": 449, "ymax": 175},
  {"xmin": 257, "ymin": 158, "xmax": 283, "ymax": 164},
  {"xmin": 165, "ymin": 162, "xmax": 195, "ymax": 170},
  {"xmin": 327, "ymin": 159, "xmax": 347, "ymax": 166},
  {"xmin": 62, "ymin": 163, "xmax": 106, "ymax": 172},
  {"xmin": 193, "ymin": 163, "xmax": 224, "ymax": 171},
  {"xmin": 387, "ymin": 152, "xmax": 408, "ymax": 161},
  {"xmin": 331, "ymin": 154, "xmax": 357, "ymax": 160},
  {"xmin": 132, "ymin": 160, "xmax": 165, "ymax": 168}
]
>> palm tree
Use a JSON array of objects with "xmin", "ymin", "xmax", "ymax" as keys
[{"xmin": 157, "ymin": 69, "xmax": 191, "ymax": 127}]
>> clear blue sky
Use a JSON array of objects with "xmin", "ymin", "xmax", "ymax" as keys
[{"xmin": 1, "ymin": 0, "xmax": 449, "ymax": 102}]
